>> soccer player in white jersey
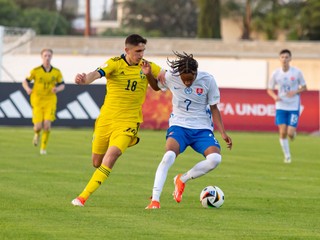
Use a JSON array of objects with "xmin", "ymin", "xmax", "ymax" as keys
[
  {"xmin": 267, "ymin": 49, "xmax": 307, "ymax": 163},
  {"xmin": 145, "ymin": 51, "xmax": 232, "ymax": 209}
]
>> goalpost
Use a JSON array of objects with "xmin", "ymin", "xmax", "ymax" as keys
[{"xmin": 0, "ymin": 25, "xmax": 36, "ymax": 81}]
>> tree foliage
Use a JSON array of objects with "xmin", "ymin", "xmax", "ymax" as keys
[
  {"xmin": 223, "ymin": 0, "xmax": 320, "ymax": 40},
  {"xmin": 1, "ymin": 0, "xmax": 320, "ymax": 40},
  {"xmin": 13, "ymin": 0, "xmax": 57, "ymax": 11},
  {"xmin": 299, "ymin": 0, "xmax": 320, "ymax": 40},
  {"xmin": 0, "ymin": 0, "xmax": 22, "ymax": 27},
  {"xmin": 121, "ymin": 0, "xmax": 197, "ymax": 37},
  {"xmin": 20, "ymin": 8, "xmax": 70, "ymax": 35},
  {"xmin": 0, "ymin": 0, "xmax": 70, "ymax": 35},
  {"xmin": 197, "ymin": 0, "xmax": 221, "ymax": 38}
]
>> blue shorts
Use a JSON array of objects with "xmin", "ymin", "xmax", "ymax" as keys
[
  {"xmin": 275, "ymin": 110, "xmax": 299, "ymax": 127},
  {"xmin": 166, "ymin": 126, "xmax": 220, "ymax": 155}
]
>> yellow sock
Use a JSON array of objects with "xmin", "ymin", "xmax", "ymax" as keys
[
  {"xmin": 40, "ymin": 130, "xmax": 50, "ymax": 150},
  {"xmin": 79, "ymin": 164, "xmax": 111, "ymax": 200}
]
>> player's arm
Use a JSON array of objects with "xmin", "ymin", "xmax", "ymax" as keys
[
  {"xmin": 75, "ymin": 71, "xmax": 101, "ymax": 85},
  {"xmin": 267, "ymin": 88, "xmax": 281, "ymax": 101},
  {"xmin": 53, "ymin": 82, "xmax": 65, "ymax": 93},
  {"xmin": 22, "ymin": 79, "xmax": 32, "ymax": 95},
  {"xmin": 267, "ymin": 73, "xmax": 281, "ymax": 101},
  {"xmin": 297, "ymin": 85, "xmax": 307, "ymax": 93},
  {"xmin": 287, "ymin": 85, "xmax": 307, "ymax": 97},
  {"xmin": 141, "ymin": 60, "xmax": 161, "ymax": 91},
  {"xmin": 210, "ymin": 104, "xmax": 232, "ymax": 150}
]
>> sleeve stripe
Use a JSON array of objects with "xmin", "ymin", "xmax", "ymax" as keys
[{"xmin": 97, "ymin": 69, "xmax": 105, "ymax": 77}]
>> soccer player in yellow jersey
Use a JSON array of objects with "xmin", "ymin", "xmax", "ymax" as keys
[
  {"xmin": 22, "ymin": 49, "xmax": 65, "ymax": 155},
  {"xmin": 71, "ymin": 34, "xmax": 162, "ymax": 207}
]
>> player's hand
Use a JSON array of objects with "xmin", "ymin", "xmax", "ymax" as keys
[
  {"xmin": 275, "ymin": 96, "xmax": 281, "ymax": 101},
  {"xmin": 286, "ymin": 91, "xmax": 296, "ymax": 98},
  {"xmin": 26, "ymin": 88, "xmax": 32, "ymax": 95},
  {"xmin": 75, "ymin": 73, "xmax": 86, "ymax": 85},
  {"xmin": 222, "ymin": 133, "xmax": 232, "ymax": 150},
  {"xmin": 141, "ymin": 60, "xmax": 151, "ymax": 75},
  {"xmin": 157, "ymin": 70, "xmax": 166, "ymax": 85},
  {"xmin": 52, "ymin": 87, "xmax": 57, "ymax": 93}
]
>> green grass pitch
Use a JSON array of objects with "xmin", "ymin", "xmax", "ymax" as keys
[{"xmin": 0, "ymin": 127, "xmax": 319, "ymax": 240}]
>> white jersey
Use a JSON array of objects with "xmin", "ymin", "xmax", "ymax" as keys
[
  {"xmin": 158, "ymin": 71, "xmax": 220, "ymax": 131},
  {"xmin": 268, "ymin": 66, "xmax": 306, "ymax": 111}
]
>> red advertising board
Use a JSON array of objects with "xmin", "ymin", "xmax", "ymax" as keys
[{"xmin": 142, "ymin": 87, "xmax": 319, "ymax": 133}]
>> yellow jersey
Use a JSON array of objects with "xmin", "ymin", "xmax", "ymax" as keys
[
  {"xmin": 26, "ymin": 65, "xmax": 64, "ymax": 98},
  {"xmin": 97, "ymin": 54, "xmax": 161, "ymax": 123}
]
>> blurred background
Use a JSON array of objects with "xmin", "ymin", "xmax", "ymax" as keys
[{"xmin": 0, "ymin": 0, "xmax": 319, "ymax": 133}]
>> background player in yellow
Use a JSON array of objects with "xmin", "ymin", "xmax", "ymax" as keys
[
  {"xmin": 22, "ymin": 49, "xmax": 65, "ymax": 155},
  {"xmin": 71, "ymin": 34, "xmax": 162, "ymax": 207}
]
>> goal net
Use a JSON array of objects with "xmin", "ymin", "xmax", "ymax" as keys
[{"xmin": 0, "ymin": 26, "xmax": 36, "ymax": 81}]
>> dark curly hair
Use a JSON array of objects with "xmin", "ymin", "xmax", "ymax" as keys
[{"xmin": 167, "ymin": 51, "xmax": 198, "ymax": 76}]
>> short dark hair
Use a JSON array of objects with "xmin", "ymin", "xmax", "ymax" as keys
[
  {"xmin": 167, "ymin": 51, "xmax": 198, "ymax": 76},
  {"xmin": 125, "ymin": 34, "xmax": 147, "ymax": 46},
  {"xmin": 280, "ymin": 49, "xmax": 291, "ymax": 57}
]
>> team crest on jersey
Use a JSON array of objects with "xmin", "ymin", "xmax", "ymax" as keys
[
  {"xmin": 184, "ymin": 87, "xmax": 193, "ymax": 94},
  {"xmin": 290, "ymin": 76, "xmax": 295, "ymax": 81},
  {"xmin": 140, "ymin": 70, "xmax": 146, "ymax": 79},
  {"xmin": 196, "ymin": 88, "xmax": 203, "ymax": 95}
]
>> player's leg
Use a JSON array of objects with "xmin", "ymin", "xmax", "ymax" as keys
[
  {"xmin": 72, "ymin": 122, "xmax": 111, "ymax": 206},
  {"xmin": 180, "ymin": 149, "xmax": 221, "ymax": 183},
  {"xmin": 73, "ymin": 148, "xmax": 120, "ymax": 207},
  {"xmin": 282, "ymin": 111, "xmax": 299, "ymax": 163},
  {"xmin": 32, "ymin": 106, "xmax": 43, "ymax": 147},
  {"xmin": 276, "ymin": 110, "xmax": 291, "ymax": 162},
  {"xmin": 146, "ymin": 139, "xmax": 179, "ymax": 208},
  {"xmin": 288, "ymin": 126, "xmax": 297, "ymax": 140},
  {"xmin": 180, "ymin": 130, "xmax": 221, "ymax": 183},
  {"xmin": 40, "ymin": 120, "xmax": 51, "ymax": 154},
  {"xmin": 288, "ymin": 111, "xmax": 299, "ymax": 140},
  {"xmin": 33, "ymin": 122, "xmax": 42, "ymax": 146},
  {"xmin": 173, "ymin": 130, "xmax": 221, "ymax": 203},
  {"xmin": 146, "ymin": 126, "xmax": 186, "ymax": 208},
  {"xmin": 278, "ymin": 124, "xmax": 291, "ymax": 162},
  {"xmin": 72, "ymin": 122, "xmax": 138, "ymax": 206},
  {"xmin": 92, "ymin": 153, "xmax": 104, "ymax": 168},
  {"xmin": 40, "ymin": 101, "xmax": 56, "ymax": 154},
  {"xmin": 31, "ymin": 95, "xmax": 42, "ymax": 146}
]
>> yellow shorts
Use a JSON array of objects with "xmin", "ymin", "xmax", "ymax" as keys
[
  {"xmin": 30, "ymin": 95, "xmax": 57, "ymax": 124},
  {"xmin": 92, "ymin": 120, "xmax": 140, "ymax": 155}
]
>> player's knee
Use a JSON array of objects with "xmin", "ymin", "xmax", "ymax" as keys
[
  {"xmin": 92, "ymin": 162, "xmax": 101, "ymax": 168},
  {"xmin": 92, "ymin": 154, "xmax": 103, "ymax": 168},
  {"xmin": 43, "ymin": 126, "xmax": 51, "ymax": 131},
  {"xmin": 160, "ymin": 150, "xmax": 176, "ymax": 167},
  {"xmin": 288, "ymin": 132, "xmax": 295, "ymax": 140},
  {"xmin": 206, "ymin": 153, "xmax": 221, "ymax": 170}
]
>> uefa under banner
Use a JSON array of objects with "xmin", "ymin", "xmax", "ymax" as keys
[{"xmin": 0, "ymin": 82, "xmax": 319, "ymax": 133}]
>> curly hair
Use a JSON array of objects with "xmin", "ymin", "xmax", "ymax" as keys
[{"xmin": 167, "ymin": 51, "xmax": 198, "ymax": 76}]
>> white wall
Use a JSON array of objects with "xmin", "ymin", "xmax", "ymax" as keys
[{"xmin": 1, "ymin": 54, "xmax": 268, "ymax": 89}]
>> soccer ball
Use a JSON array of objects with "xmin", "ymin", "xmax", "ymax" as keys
[{"xmin": 200, "ymin": 186, "xmax": 224, "ymax": 208}]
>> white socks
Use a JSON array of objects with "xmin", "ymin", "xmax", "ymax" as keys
[
  {"xmin": 151, "ymin": 152, "xmax": 222, "ymax": 202},
  {"xmin": 279, "ymin": 138, "xmax": 291, "ymax": 159},
  {"xmin": 152, "ymin": 151, "xmax": 176, "ymax": 202},
  {"xmin": 180, "ymin": 153, "xmax": 221, "ymax": 183}
]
